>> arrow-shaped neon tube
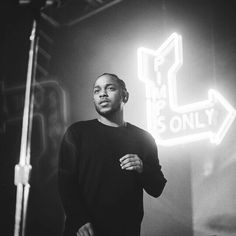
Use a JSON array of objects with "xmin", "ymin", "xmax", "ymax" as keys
[{"xmin": 138, "ymin": 32, "xmax": 236, "ymax": 146}]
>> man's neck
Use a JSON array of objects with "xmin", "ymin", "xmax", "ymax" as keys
[{"xmin": 98, "ymin": 114, "xmax": 126, "ymax": 127}]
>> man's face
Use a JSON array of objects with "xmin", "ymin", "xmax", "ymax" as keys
[{"xmin": 93, "ymin": 75, "xmax": 124, "ymax": 117}]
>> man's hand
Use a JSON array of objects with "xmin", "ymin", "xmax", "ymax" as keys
[
  {"xmin": 76, "ymin": 222, "xmax": 94, "ymax": 236},
  {"xmin": 119, "ymin": 154, "xmax": 143, "ymax": 173}
]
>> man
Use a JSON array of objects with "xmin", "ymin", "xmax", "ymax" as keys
[{"xmin": 58, "ymin": 73, "xmax": 167, "ymax": 236}]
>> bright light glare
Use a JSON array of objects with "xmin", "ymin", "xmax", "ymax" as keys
[{"xmin": 138, "ymin": 32, "xmax": 236, "ymax": 146}]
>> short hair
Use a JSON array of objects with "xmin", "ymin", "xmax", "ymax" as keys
[{"xmin": 97, "ymin": 73, "xmax": 127, "ymax": 92}]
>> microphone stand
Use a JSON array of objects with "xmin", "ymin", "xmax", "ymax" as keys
[{"xmin": 14, "ymin": 16, "xmax": 39, "ymax": 236}]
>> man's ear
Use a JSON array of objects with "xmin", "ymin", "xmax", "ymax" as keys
[{"xmin": 122, "ymin": 91, "xmax": 129, "ymax": 103}]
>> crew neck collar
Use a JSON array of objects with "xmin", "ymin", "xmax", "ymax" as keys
[{"xmin": 96, "ymin": 118, "xmax": 128, "ymax": 128}]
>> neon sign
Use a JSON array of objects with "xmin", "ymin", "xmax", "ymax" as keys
[{"xmin": 138, "ymin": 33, "xmax": 236, "ymax": 146}]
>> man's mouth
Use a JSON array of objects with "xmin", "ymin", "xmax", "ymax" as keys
[{"xmin": 99, "ymin": 100, "xmax": 110, "ymax": 105}]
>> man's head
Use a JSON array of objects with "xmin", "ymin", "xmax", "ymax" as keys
[{"xmin": 93, "ymin": 73, "xmax": 129, "ymax": 117}]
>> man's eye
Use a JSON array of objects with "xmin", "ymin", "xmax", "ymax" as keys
[
  {"xmin": 108, "ymin": 87, "xmax": 115, "ymax": 91},
  {"xmin": 94, "ymin": 89, "xmax": 100, "ymax": 94}
]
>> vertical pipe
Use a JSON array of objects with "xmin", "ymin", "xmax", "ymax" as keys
[{"xmin": 14, "ymin": 19, "xmax": 38, "ymax": 236}]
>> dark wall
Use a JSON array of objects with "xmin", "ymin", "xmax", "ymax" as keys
[{"xmin": 0, "ymin": 3, "xmax": 33, "ymax": 235}]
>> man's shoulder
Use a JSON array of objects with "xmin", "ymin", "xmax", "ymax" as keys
[{"xmin": 127, "ymin": 123, "xmax": 154, "ymax": 140}]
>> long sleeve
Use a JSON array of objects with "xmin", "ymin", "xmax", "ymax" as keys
[
  {"xmin": 58, "ymin": 127, "xmax": 90, "ymax": 235},
  {"xmin": 139, "ymin": 134, "xmax": 167, "ymax": 198}
]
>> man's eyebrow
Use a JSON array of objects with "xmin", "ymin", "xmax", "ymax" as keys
[{"xmin": 106, "ymin": 83, "xmax": 117, "ymax": 87}]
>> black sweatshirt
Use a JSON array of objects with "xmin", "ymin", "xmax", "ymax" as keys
[{"xmin": 58, "ymin": 119, "xmax": 166, "ymax": 236}]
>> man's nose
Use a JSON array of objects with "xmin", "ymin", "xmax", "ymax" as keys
[{"xmin": 99, "ymin": 90, "xmax": 108, "ymax": 97}]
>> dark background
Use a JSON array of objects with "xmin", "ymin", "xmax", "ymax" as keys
[{"xmin": 1, "ymin": 0, "xmax": 236, "ymax": 236}]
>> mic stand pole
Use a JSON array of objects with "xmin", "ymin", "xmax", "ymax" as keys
[{"xmin": 14, "ymin": 18, "xmax": 39, "ymax": 236}]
